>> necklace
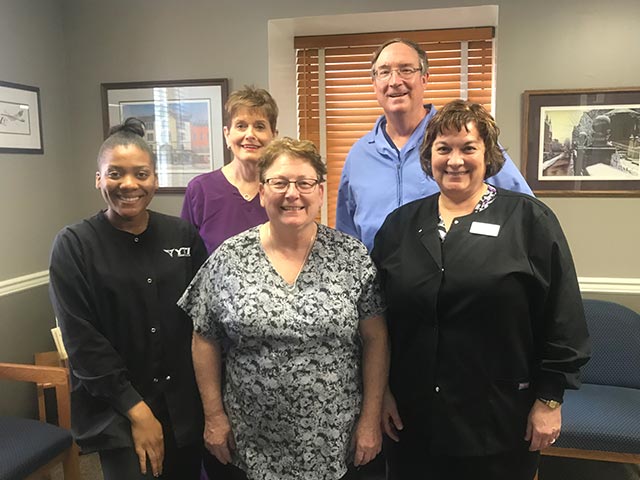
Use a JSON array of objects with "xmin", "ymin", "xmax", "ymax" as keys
[
  {"xmin": 240, "ymin": 185, "xmax": 259, "ymax": 200},
  {"xmin": 265, "ymin": 224, "xmax": 317, "ymax": 292},
  {"xmin": 221, "ymin": 164, "xmax": 257, "ymax": 200}
]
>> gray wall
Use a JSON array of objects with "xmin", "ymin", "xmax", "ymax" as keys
[
  {"xmin": 1, "ymin": 0, "xmax": 639, "ymax": 415},
  {"xmin": 0, "ymin": 0, "xmax": 71, "ymax": 416},
  {"xmin": 495, "ymin": 0, "xmax": 640, "ymax": 282},
  {"xmin": 60, "ymin": 0, "xmax": 640, "ymax": 278},
  {"xmin": 0, "ymin": 287, "xmax": 58, "ymax": 417},
  {"xmin": 0, "ymin": 0, "xmax": 77, "ymax": 278}
]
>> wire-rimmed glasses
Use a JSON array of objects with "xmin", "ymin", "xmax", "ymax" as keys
[
  {"xmin": 263, "ymin": 177, "xmax": 320, "ymax": 193},
  {"xmin": 373, "ymin": 66, "xmax": 422, "ymax": 81}
]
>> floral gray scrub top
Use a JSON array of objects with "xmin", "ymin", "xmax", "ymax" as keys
[{"xmin": 178, "ymin": 224, "xmax": 384, "ymax": 480}]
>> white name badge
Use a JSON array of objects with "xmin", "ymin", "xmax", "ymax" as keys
[{"xmin": 469, "ymin": 221, "xmax": 501, "ymax": 237}]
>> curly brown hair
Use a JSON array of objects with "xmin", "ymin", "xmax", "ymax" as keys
[
  {"xmin": 258, "ymin": 137, "xmax": 327, "ymax": 182},
  {"xmin": 420, "ymin": 100, "xmax": 505, "ymax": 179}
]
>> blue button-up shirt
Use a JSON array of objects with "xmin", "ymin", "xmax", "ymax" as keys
[{"xmin": 336, "ymin": 105, "xmax": 533, "ymax": 250}]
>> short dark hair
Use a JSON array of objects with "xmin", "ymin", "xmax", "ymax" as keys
[
  {"xmin": 371, "ymin": 38, "xmax": 429, "ymax": 76},
  {"xmin": 97, "ymin": 117, "xmax": 156, "ymax": 170},
  {"xmin": 420, "ymin": 100, "xmax": 504, "ymax": 179},
  {"xmin": 258, "ymin": 137, "xmax": 327, "ymax": 182},
  {"xmin": 225, "ymin": 85, "xmax": 279, "ymax": 133}
]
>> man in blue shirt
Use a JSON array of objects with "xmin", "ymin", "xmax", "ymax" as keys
[{"xmin": 336, "ymin": 38, "xmax": 532, "ymax": 251}]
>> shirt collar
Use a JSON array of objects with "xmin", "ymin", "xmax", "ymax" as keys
[{"xmin": 374, "ymin": 104, "xmax": 435, "ymax": 154}]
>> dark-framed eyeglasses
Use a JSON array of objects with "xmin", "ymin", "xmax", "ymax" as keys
[
  {"xmin": 263, "ymin": 177, "xmax": 320, "ymax": 193},
  {"xmin": 373, "ymin": 66, "xmax": 422, "ymax": 81}
]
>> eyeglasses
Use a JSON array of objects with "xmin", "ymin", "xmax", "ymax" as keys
[
  {"xmin": 373, "ymin": 66, "xmax": 422, "ymax": 81},
  {"xmin": 263, "ymin": 177, "xmax": 320, "ymax": 193}
]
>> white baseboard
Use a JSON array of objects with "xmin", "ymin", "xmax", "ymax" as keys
[
  {"xmin": 0, "ymin": 271, "xmax": 638, "ymax": 297},
  {"xmin": 0, "ymin": 270, "xmax": 50, "ymax": 298}
]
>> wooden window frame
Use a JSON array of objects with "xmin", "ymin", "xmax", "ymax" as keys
[{"xmin": 296, "ymin": 27, "xmax": 495, "ymax": 227}]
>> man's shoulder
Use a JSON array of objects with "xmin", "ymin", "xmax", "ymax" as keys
[
  {"xmin": 347, "ymin": 115, "xmax": 385, "ymax": 152},
  {"xmin": 349, "ymin": 124, "xmax": 378, "ymax": 150},
  {"xmin": 353, "ymin": 130, "xmax": 376, "ymax": 146},
  {"xmin": 343, "ymin": 118, "xmax": 387, "ymax": 176}
]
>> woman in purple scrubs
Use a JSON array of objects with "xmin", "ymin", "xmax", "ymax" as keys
[{"xmin": 181, "ymin": 86, "xmax": 278, "ymax": 254}]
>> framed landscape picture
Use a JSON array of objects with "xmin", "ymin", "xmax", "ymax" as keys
[
  {"xmin": 101, "ymin": 78, "xmax": 229, "ymax": 193},
  {"xmin": 522, "ymin": 87, "xmax": 640, "ymax": 196}
]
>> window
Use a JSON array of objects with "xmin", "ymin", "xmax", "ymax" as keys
[{"xmin": 295, "ymin": 27, "xmax": 495, "ymax": 227}]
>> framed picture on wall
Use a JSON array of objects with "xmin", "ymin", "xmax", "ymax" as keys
[
  {"xmin": 0, "ymin": 80, "xmax": 43, "ymax": 154},
  {"xmin": 522, "ymin": 87, "xmax": 640, "ymax": 196},
  {"xmin": 101, "ymin": 78, "xmax": 230, "ymax": 193}
]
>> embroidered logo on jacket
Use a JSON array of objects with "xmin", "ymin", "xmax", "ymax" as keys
[{"xmin": 163, "ymin": 247, "xmax": 191, "ymax": 258}]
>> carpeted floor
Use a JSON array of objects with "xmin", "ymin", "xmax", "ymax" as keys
[
  {"xmin": 538, "ymin": 456, "xmax": 640, "ymax": 480},
  {"xmin": 50, "ymin": 452, "xmax": 102, "ymax": 480},
  {"xmin": 47, "ymin": 453, "xmax": 639, "ymax": 480}
]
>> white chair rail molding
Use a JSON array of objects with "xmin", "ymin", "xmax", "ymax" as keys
[{"xmin": 0, "ymin": 271, "xmax": 639, "ymax": 298}]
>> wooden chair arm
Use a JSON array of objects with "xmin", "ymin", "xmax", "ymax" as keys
[
  {"xmin": 0, "ymin": 362, "xmax": 71, "ymax": 429},
  {"xmin": 0, "ymin": 362, "xmax": 68, "ymax": 385}
]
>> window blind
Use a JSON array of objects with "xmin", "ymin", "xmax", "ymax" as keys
[{"xmin": 295, "ymin": 27, "xmax": 495, "ymax": 227}]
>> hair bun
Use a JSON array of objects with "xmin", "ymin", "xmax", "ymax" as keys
[{"xmin": 108, "ymin": 117, "xmax": 146, "ymax": 138}]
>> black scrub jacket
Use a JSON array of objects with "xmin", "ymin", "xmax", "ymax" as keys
[
  {"xmin": 49, "ymin": 210, "xmax": 207, "ymax": 452},
  {"xmin": 372, "ymin": 188, "xmax": 590, "ymax": 456}
]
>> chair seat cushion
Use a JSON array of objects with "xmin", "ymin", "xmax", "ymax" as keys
[
  {"xmin": 0, "ymin": 416, "xmax": 73, "ymax": 480},
  {"xmin": 552, "ymin": 384, "xmax": 640, "ymax": 454}
]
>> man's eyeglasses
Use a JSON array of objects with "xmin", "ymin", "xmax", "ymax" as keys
[
  {"xmin": 263, "ymin": 177, "xmax": 320, "ymax": 193},
  {"xmin": 373, "ymin": 66, "xmax": 422, "ymax": 81}
]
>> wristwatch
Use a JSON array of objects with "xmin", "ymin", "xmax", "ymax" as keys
[{"xmin": 538, "ymin": 397, "xmax": 562, "ymax": 409}]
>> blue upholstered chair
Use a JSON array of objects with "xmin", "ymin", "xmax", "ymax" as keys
[
  {"xmin": 0, "ymin": 362, "xmax": 80, "ymax": 480},
  {"xmin": 541, "ymin": 299, "xmax": 640, "ymax": 466}
]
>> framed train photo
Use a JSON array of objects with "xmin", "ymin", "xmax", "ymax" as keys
[{"xmin": 522, "ymin": 87, "xmax": 640, "ymax": 196}]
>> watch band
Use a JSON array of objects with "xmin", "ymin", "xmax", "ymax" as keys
[{"xmin": 538, "ymin": 397, "xmax": 562, "ymax": 409}]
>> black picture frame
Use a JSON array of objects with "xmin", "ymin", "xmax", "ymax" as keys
[
  {"xmin": 522, "ymin": 87, "xmax": 640, "ymax": 196},
  {"xmin": 101, "ymin": 78, "xmax": 230, "ymax": 193},
  {"xmin": 0, "ymin": 80, "xmax": 44, "ymax": 154}
]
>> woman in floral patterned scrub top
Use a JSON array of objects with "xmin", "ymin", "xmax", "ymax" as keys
[{"xmin": 179, "ymin": 137, "xmax": 389, "ymax": 480}]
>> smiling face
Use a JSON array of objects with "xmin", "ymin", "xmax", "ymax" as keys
[
  {"xmin": 224, "ymin": 107, "xmax": 276, "ymax": 165},
  {"xmin": 372, "ymin": 41, "xmax": 428, "ymax": 118},
  {"xmin": 259, "ymin": 154, "xmax": 324, "ymax": 232},
  {"xmin": 96, "ymin": 144, "xmax": 158, "ymax": 231},
  {"xmin": 431, "ymin": 122, "xmax": 487, "ymax": 201}
]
